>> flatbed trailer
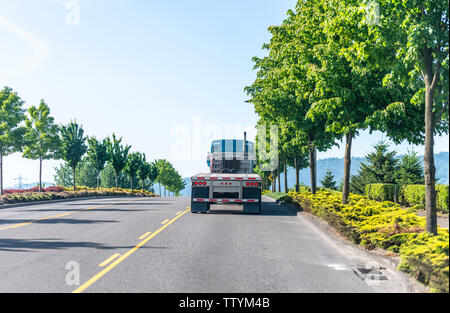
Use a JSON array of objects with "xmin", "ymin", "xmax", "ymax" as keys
[
  {"xmin": 190, "ymin": 173, "xmax": 262, "ymax": 214},
  {"xmin": 190, "ymin": 135, "xmax": 262, "ymax": 214}
]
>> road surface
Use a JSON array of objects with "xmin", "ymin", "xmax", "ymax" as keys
[{"xmin": 0, "ymin": 196, "xmax": 412, "ymax": 293}]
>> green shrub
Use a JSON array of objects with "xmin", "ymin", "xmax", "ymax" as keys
[
  {"xmin": 400, "ymin": 184, "xmax": 449, "ymax": 213},
  {"xmin": 436, "ymin": 185, "xmax": 449, "ymax": 213},
  {"xmin": 365, "ymin": 184, "xmax": 400, "ymax": 202},
  {"xmin": 288, "ymin": 190, "xmax": 449, "ymax": 292}
]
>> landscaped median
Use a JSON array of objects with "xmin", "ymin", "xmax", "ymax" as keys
[
  {"xmin": 0, "ymin": 186, "xmax": 158, "ymax": 206},
  {"xmin": 287, "ymin": 189, "xmax": 449, "ymax": 293}
]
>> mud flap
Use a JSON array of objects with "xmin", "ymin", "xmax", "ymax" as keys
[
  {"xmin": 191, "ymin": 202, "xmax": 209, "ymax": 213},
  {"xmin": 243, "ymin": 203, "xmax": 261, "ymax": 214}
]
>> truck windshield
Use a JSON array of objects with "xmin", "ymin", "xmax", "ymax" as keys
[{"xmin": 211, "ymin": 140, "xmax": 254, "ymax": 154}]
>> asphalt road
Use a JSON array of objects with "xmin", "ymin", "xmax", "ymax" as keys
[{"xmin": 0, "ymin": 196, "xmax": 411, "ymax": 293}]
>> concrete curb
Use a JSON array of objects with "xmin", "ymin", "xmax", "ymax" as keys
[{"xmin": 0, "ymin": 195, "xmax": 157, "ymax": 210}]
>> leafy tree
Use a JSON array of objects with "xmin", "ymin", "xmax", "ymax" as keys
[
  {"xmin": 154, "ymin": 159, "xmax": 184, "ymax": 196},
  {"xmin": 87, "ymin": 137, "xmax": 109, "ymax": 189},
  {"xmin": 321, "ymin": 170, "xmax": 337, "ymax": 190},
  {"xmin": 154, "ymin": 159, "xmax": 171, "ymax": 196},
  {"xmin": 396, "ymin": 150, "xmax": 425, "ymax": 185},
  {"xmin": 137, "ymin": 154, "xmax": 158, "ymax": 191},
  {"xmin": 245, "ymin": 1, "xmax": 337, "ymax": 194},
  {"xmin": 53, "ymin": 163, "xmax": 73, "ymax": 187},
  {"xmin": 124, "ymin": 152, "xmax": 141, "ymax": 190},
  {"xmin": 303, "ymin": 0, "xmax": 414, "ymax": 204},
  {"xmin": 59, "ymin": 120, "xmax": 88, "ymax": 191},
  {"xmin": 100, "ymin": 162, "xmax": 128, "ymax": 188},
  {"xmin": 76, "ymin": 157, "xmax": 97, "ymax": 188},
  {"xmin": 106, "ymin": 133, "xmax": 131, "ymax": 190},
  {"xmin": 23, "ymin": 100, "xmax": 60, "ymax": 192},
  {"xmin": 0, "ymin": 87, "xmax": 26, "ymax": 194},
  {"xmin": 54, "ymin": 158, "xmax": 98, "ymax": 188},
  {"xmin": 368, "ymin": 0, "xmax": 449, "ymax": 234}
]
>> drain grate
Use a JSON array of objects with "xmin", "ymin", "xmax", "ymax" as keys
[{"xmin": 352, "ymin": 263, "xmax": 388, "ymax": 284}]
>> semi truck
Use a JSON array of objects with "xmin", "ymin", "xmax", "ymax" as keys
[{"xmin": 190, "ymin": 133, "xmax": 262, "ymax": 214}]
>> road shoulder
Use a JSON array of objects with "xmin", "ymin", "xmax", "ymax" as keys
[{"xmin": 262, "ymin": 195, "xmax": 429, "ymax": 293}]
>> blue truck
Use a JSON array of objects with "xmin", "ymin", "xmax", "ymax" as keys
[{"xmin": 190, "ymin": 133, "xmax": 262, "ymax": 214}]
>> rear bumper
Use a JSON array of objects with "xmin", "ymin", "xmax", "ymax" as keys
[{"xmin": 192, "ymin": 198, "xmax": 259, "ymax": 203}]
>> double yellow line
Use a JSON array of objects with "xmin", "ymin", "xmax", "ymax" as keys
[{"xmin": 72, "ymin": 207, "xmax": 190, "ymax": 293}]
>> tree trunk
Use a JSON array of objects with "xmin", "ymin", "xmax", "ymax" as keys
[
  {"xmin": 284, "ymin": 162, "xmax": 288, "ymax": 193},
  {"xmin": 39, "ymin": 157, "xmax": 43, "ymax": 192},
  {"xmin": 273, "ymin": 171, "xmax": 277, "ymax": 192},
  {"xmin": 115, "ymin": 174, "xmax": 118, "ymax": 190},
  {"xmin": 0, "ymin": 152, "xmax": 3, "ymax": 195},
  {"xmin": 130, "ymin": 177, "xmax": 133, "ymax": 190},
  {"xmin": 72, "ymin": 166, "xmax": 76, "ymax": 191},
  {"xmin": 308, "ymin": 135, "xmax": 317, "ymax": 194},
  {"xmin": 277, "ymin": 168, "xmax": 281, "ymax": 193},
  {"xmin": 342, "ymin": 131, "xmax": 353, "ymax": 204},
  {"xmin": 97, "ymin": 174, "xmax": 100, "ymax": 190},
  {"xmin": 295, "ymin": 155, "xmax": 300, "ymax": 192},
  {"xmin": 271, "ymin": 171, "xmax": 274, "ymax": 192},
  {"xmin": 423, "ymin": 50, "xmax": 438, "ymax": 235}
]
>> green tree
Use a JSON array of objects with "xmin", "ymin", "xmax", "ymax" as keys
[
  {"xmin": 321, "ymin": 170, "xmax": 337, "ymax": 190},
  {"xmin": 76, "ymin": 157, "xmax": 97, "ymax": 188},
  {"xmin": 87, "ymin": 137, "xmax": 109, "ymax": 189},
  {"xmin": 350, "ymin": 141, "xmax": 399, "ymax": 194},
  {"xmin": 137, "ymin": 154, "xmax": 158, "ymax": 191},
  {"xmin": 53, "ymin": 162, "xmax": 73, "ymax": 187},
  {"xmin": 23, "ymin": 100, "xmax": 60, "ymax": 192},
  {"xmin": 53, "ymin": 158, "xmax": 97, "ymax": 188},
  {"xmin": 245, "ymin": 2, "xmax": 337, "ymax": 194},
  {"xmin": 154, "ymin": 159, "xmax": 182, "ymax": 196},
  {"xmin": 369, "ymin": 0, "xmax": 449, "ymax": 234},
  {"xmin": 59, "ymin": 120, "xmax": 88, "ymax": 191},
  {"xmin": 106, "ymin": 133, "xmax": 131, "ymax": 190},
  {"xmin": 0, "ymin": 87, "xmax": 26, "ymax": 194},
  {"xmin": 396, "ymin": 150, "xmax": 425, "ymax": 185},
  {"xmin": 100, "ymin": 162, "xmax": 128, "ymax": 189},
  {"xmin": 303, "ymin": 0, "xmax": 414, "ymax": 204},
  {"xmin": 124, "ymin": 152, "xmax": 141, "ymax": 190}
]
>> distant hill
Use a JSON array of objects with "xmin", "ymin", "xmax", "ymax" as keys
[{"xmin": 179, "ymin": 152, "xmax": 449, "ymax": 196}]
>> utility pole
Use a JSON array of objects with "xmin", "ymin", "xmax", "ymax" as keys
[{"xmin": 14, "ymin": 175, "xmax": 26, "ymax": 190}]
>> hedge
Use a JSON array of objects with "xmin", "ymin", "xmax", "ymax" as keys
[
  {"xmin": 400, "ymin": 185, "xmax": 449, "ymax": 213},
  {"xmin": 366, "ymin": 183, "xmax": 449, "ymax": 213},
  {"xmin": 0, "ymin": 186, "xmax": 158, "ymax": 205},
  {"xmin": 289, "ymin": 190, "xmax": 449, "ymax": 293},
  {"xmin": 365, "ymin": 184, "xmax": 400, "ymax": 202}
]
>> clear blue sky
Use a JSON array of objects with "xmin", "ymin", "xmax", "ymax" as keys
[{"xmin": 1, "ymin": 0, "xmax": 448, "ymax": 188}]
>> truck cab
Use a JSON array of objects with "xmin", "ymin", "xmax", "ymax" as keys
[{"xmin": 191, "ymin": 135, "xmax": 262, "ymax": 214}]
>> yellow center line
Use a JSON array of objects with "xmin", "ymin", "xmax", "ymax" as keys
[
  {"xmin": 161, "ymin": 219, "xmax": 170, "ymax": 225},
  {"xmin": 138, "ymin": 232, "xmax": 152, "ymax": 240},
  {"xmin": 98, "ymin": 253, "xmax": 121, "ymax": 267},
  {"xmin": 0, "ymin": 200, "xmax": 131, "ymax": 231},
  {"xmin": 72, "ymin": 207, "xmax": 190, "ymax": 293},
  {"xmin": 176, "ymin": 211, "xmax": 182, "ymax": 215}
]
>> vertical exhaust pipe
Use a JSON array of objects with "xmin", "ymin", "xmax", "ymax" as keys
[
  {"xmin": 243, "ymin": 132, "xmax": 247, "ymax": 153},
  {"xmin": 243, "ymin": 132, "xmax": 248, "ymax": 168}
]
